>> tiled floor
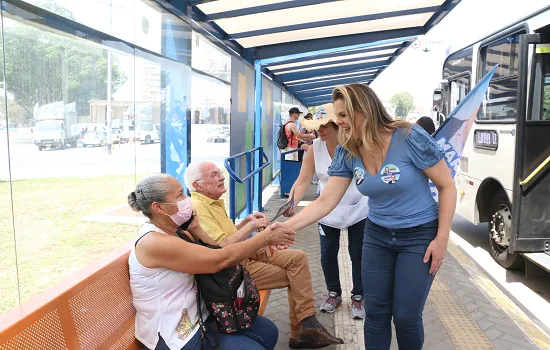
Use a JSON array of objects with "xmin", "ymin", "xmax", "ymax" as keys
[{"xmin": 261, "ymin": 185, "xmax": 546, "ymax": 350}]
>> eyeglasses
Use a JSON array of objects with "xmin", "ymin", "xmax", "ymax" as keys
[{"xmin": 198, "ymin": 170, "xmax": 224, "ymax": 181}]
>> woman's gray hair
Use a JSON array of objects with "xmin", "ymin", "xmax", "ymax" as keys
[
  {"xmin": 184, "ymin": 162, "xmax": 204, "ymax": 192},
  {"xmin": 128, "ymin": 174, "xmax": 173, "ymax": 218}
]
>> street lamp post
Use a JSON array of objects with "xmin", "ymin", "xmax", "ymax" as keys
[{"xmin": 106, "ymin": 0, "xmax": 113, "ymax": 154}]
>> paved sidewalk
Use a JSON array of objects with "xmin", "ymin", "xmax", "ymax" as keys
[
  {"xmin": 262, "ymin": 185, "xmax": 337, "ymax": 350},
  {"xmin": 261, "ymin": 185, "xmax": 549, "ymax": 350}
]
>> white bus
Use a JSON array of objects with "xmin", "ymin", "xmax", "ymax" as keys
[{"xmin": 435, "ymin": 6, "xmax": 550, "ymax": 273}]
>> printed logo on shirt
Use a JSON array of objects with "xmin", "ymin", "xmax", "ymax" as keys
[
  {"xmin": 380, "ymin": 164, "xmax": 401, "ymax": 184},
  {"xmin": 353, "ymin": 167, "xmax": 365, "ymax": 185}
]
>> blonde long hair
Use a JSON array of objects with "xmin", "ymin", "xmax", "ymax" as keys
[{"xmin": 332, "ymin": 84, "xmax": 410, "ymax": 160}]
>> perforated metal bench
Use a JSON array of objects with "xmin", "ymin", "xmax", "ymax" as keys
[{"xmin": 0, "ymin": 243, "xmax": 271, "ymax": 350}]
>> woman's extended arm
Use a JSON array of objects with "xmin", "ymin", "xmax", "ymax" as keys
[
  {"xmin": 136, "ymin": 222, "xmax": 295, "ymax": 274},
  {"xmin": 285, "ymin": 175, "xmax": 351, "ymax": 232}
]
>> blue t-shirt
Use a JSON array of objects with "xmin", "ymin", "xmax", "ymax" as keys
[{"xmin": 327, "ymin": 124, "xmax": 444, "ymax": 229}]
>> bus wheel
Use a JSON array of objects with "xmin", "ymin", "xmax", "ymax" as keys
[{"xmin": 488, "ymin": 192, "xmax": 523, "ymax": 270}]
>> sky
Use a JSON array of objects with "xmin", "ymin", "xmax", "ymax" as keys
[{"xmin": 370, "ymin": 0, "xmax": 550, "ymax": 115}]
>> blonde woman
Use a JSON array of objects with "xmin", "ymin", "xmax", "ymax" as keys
[{"xmin": 281, "ymin": 84, "xmax": 456, "ymax": 350}]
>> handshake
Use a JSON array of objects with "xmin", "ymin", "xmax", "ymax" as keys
[
  {"xmin": 264, "ymin": 222, "xmax": 295, "ymax": 253},
  {"xmin": 244, "ymin": 212, "xmax": 295, "ymax": 253}
]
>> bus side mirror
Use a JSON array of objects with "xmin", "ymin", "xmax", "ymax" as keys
[{"xmin": 432, "ymin": 88, "xmax": 442, "ymax": 113}]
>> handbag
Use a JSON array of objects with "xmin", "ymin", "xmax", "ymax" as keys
[{"xmin": 176, "ymin": 228, "xmax": 261, "ymax": 347}]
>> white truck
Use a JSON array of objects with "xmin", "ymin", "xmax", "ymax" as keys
[
  {"xmin": 34, "ymin": 101, "xmax": 80, "ymax": 151},
  {"xmin": 138, "ymin": 121, "xmax": 160, "ymax": 144}
]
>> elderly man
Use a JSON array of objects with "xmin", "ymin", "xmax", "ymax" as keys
[{"xmin": 185, "ymin": 162, "xmax": 343, "ymax": 349}]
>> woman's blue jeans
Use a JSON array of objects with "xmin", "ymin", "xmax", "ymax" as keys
[
  {"xmin": 362, "ymin": 218, "xmax": 438, "ymax": 350},
  {"xmin": 155, "ymin": 315, "xmax": 278, "ymax": 350}
]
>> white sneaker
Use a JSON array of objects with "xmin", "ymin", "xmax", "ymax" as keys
[
  {"xmin": 351, "ymin": 295, "xmax": 365, "ymax": 319},
  {"xmin": 320, "ymin": 292, "xmax": 342, "ymax": 313}
]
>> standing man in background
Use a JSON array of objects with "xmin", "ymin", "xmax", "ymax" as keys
[{"xmin": 283, "ymin": 107, "xmax": 314, "ymax": 161}]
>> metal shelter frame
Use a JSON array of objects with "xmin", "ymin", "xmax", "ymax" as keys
[
  {"xmin": 155, "ymin": 0, "xmax": 461, "ymax": 213},
  {"xmin": 159, "ymin": 0, "xmax": 460, "ymax": 105}
]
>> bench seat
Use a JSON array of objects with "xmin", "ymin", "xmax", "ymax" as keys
[{"xmin": 0, "ymin": 243, "xmax": 271, "ymax": 349}]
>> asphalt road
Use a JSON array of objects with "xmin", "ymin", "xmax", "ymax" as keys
[
  {"xmin": 0, "ymin": 139, "xmax": 230, "ymax": 180},
  {"xmin": 451, "ymin": 215, "xmax": 550, "ymax": 330}
]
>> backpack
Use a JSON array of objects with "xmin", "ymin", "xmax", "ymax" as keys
[
  {"xmin": 196, "ymin": 256, "xmax": 260, "ymax": 334},
  {"xmin": 277, "ymin": 121, "xmax": 293, "ymax": 150},
  {"xmin": 177, "ymin": 230, "xmax": 260, "ymax": 344}
]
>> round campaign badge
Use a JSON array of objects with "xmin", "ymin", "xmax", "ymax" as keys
[
  {"xmin": 353, "ymin": 167, "xmax": 365, "ymax": 185},
  {"xmin": 380, "ymin": 164, "xmax": 401, "ymax": 184}
]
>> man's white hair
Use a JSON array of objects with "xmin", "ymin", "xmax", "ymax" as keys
[{"xmin": 184, "ymin": 162, "xmax": 205, "ymax": 192}]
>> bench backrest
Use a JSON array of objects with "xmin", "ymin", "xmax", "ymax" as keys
[
  {"xmin": 0, "ymin": 243, "xmax": 139, "ymax": 350},
  {"xmin": 0, "ymin": 242, "xmax": 272, "ymax": 350}
]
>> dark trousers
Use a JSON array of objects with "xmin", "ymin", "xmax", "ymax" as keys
[
  {"xmin": 362, "ymin": 218, "xmax": 438, "ymax": 350},
  {"xmin": 319, "ymin": 219, "xmax": 365, "ymax": 297}
]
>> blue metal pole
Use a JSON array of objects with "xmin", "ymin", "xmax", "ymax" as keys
[
  {"xmin": 258, "ymin": 147, "xmax": 263, "ymax": 211},
  {"xmin": 229, "ymin": 157, "xmax": 236, "ymax": 222},
  {"xmin": 253, "ymin": 60, "xmax": 263, "ymax": 213},
  {"xmin": 182, "ymin": 109, "xmax": 192, "ymax": 196},
  {"xmin": 280, "ymin": 151, "xmax": 285, "ymax": 198},
  {"xmin": 246, "ymin": 152, "xmax": 253, "ymax": 216}
]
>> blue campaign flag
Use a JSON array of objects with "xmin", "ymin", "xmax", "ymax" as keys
[{"xmin": 430, "ymin": 65, "xmax": 498, "ymax": 201}]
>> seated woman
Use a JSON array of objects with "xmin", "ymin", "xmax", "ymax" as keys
[{"xmin": 128, "ymin": 174, "xmax": 295, "ymax": 350}]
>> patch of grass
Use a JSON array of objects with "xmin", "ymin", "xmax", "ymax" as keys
[
  {"xmin": 0, "ymin": 175, "xmax": 138, "ymax": 315},
  {"xmin": 0, "ymin": 171, "xmax": 232, "ymax": 315}
]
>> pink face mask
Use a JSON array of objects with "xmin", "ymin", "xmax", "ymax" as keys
[{"xmin": 164, "ymin": 198, "xmax": 193, "ymax": 226}]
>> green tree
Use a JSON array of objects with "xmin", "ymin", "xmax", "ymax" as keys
[
  {"xmin": 1, "ymin": 18, "xmax": 126, "ymax": 122},
  {"xmin": 0, "ymin": 99, "xmax": 27, "ymax": 127},
  {"xmin": 390, "ymin": 92, "xmax": 415, "ymax": 118}
]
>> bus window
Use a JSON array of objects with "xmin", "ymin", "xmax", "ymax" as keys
[
  {"xmin": 443, "ymin": 47, "xmax": 473, "ymax": 79},
  {"xmin": 478, "ymin": 34, "xmax": 521, "ymax": 121},
  {"xmin": 449, "ymin": 75, "xmax": 470, "ymax": 112},
  {"xmin": 441, "ymin": 47, "xmax": 472, "ymax": 117},
  {"xmin": 529, "ymin": 47, "xmax": 550, "ymax": 121}
]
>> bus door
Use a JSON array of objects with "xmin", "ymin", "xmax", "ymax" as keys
[{"xmin": 511, "ymin": 32, "xmax": 550, "ymax": 255}]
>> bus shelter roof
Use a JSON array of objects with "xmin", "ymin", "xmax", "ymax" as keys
[{"xmin": 171, "ymin": 0, "xmax": 460, "ymax": 106}]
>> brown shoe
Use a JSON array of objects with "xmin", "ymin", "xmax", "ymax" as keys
[
  {"xmin": 298, "ymin": 324, "xmax": 344, "ymax": 346},
  {"xmin": 288, "ymin": 336, "xmax": 331, "ymax": 349}
]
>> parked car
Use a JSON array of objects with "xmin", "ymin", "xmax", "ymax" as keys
[{"xmin": 82, "ymin": 131, "xmax": 106, "ymax": 147}]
